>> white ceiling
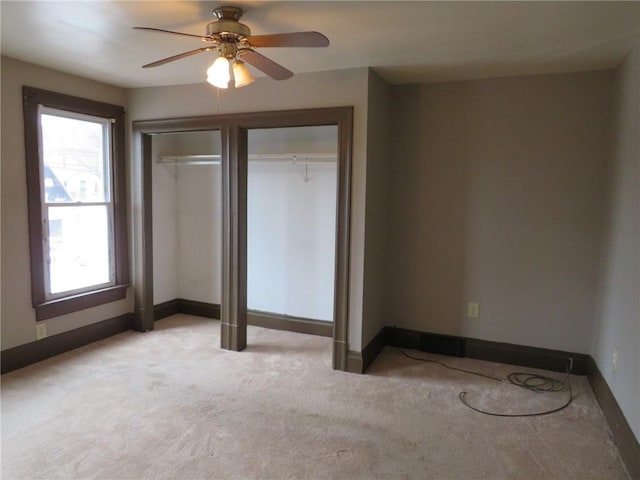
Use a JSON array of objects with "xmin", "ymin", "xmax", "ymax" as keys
[{"xmin": 1, "ymin": 1, "xmax": 639, "ymax": 89}]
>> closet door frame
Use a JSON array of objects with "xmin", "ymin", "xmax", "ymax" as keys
[{"xmin": 132, "ymin": 106, "xmax": 353, "ymax": 371}]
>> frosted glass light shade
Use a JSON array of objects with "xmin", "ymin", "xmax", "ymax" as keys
[
  {"xmin": 207, "ymin": 56, "xmax": 230, "ymax": 88},
  {"xmin": 233, "ymin": 60, "xmax": 255, "ymax": 88}
]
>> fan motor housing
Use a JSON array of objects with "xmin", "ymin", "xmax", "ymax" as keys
[
  {"xmin": 207, "ymin": 19, "xmax": 250, "ymax": 37},
  {"xmin": 208, "ymin": 6, "xmax": 250, "ymax": 38}
]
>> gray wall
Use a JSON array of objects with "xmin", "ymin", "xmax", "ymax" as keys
[
  {"xmin": 386, "ymin": 71, "xmax": 612, "ymax": 354},
  {"xmin": 361, "ymin": 70, "xmax": 393, "ymax": 347},
  {"xmin": 592, "ymin": 45, "xmax": 639, "ymax": 440},
  {"xmin": 0, "ymin": 56, "xmax": 133, "ymax": 350}
]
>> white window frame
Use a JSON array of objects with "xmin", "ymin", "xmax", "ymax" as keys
[{"xmin": 38, "ymin": 107, "xmax": 117, "ymax": 300}]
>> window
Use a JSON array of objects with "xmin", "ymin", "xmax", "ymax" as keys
[{"xmin": 23, "ymin": 87, "xmax": 129, "ymax": 321}]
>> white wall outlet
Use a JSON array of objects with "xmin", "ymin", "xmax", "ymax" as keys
[
  {"xmin": 36, "ymin": 323, "xmax": 47, "ymax": 340},
  {"xmin": 612, "ymin": 348, "xmax": 618, "ymax": 372},
  {"xmin": 467, "ymin": 302, "xmax": 479, "ymax": 318}
]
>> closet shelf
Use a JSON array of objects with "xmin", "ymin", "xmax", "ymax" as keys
[{"xmin": 156, "ymin": 153, "xmax": 337, "ymax": 166}]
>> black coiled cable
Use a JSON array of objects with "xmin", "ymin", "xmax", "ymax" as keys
[{"xmin": 400, "ymin": 350, "xmax": 574, "ymax": 417}]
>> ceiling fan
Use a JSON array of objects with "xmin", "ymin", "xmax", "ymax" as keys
[{"xmin": 134, "ymin": 5, "xmax": 329, "ymax": 88}]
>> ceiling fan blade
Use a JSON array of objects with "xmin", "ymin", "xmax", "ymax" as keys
[
  {"xmin": 133, "ymin": 26, "xmax": 210, "ymax": 41},
  {"xmin": 247, "ymin": 32, "xmax": 329, "ymax": 48},
  {"xmin": 142, "ymin": 47, "xmax": 215, "ymax": 68},
  {"xmin": 241, "ymin": 50, "xmax": 293, "ymax": 80}
]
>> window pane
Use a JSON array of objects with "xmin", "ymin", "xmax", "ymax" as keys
[
  {"xmin": 41, "ymin": 113, "xmax": 110, "ymax": 203},
  {"xmin": 48, "ymin": 205, "xmax": 112, "ymax": 294}
]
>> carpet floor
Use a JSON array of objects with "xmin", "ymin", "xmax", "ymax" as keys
[{"xmin": 1, "ymin": 314, "xmax": 630, "ymax": 479}]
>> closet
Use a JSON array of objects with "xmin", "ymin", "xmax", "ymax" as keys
[
  {"xmin": 153, "ymin": 131, "xmax": 223, "ymax": 308},
  {"xmin": 152, "ymin": 125, "xmax": 338, "ymax": 328}
]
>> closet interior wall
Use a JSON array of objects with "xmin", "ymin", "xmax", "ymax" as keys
[
  {"xmin": 152, "ymin": 131, "xmax": 222, "ymax": 306},
  {"xmin": 247, "ymin": 126, "xmax": 338, "ymax": 322}
]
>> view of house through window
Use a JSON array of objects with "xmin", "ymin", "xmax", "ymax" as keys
[{"xmin": 40, "ymin": 108, "xmax": 114, "ymax": 297}]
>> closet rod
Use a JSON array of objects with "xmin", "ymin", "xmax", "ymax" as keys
[{"xmin": 156, "ymin": 153, "xmax": 337, "ymax": 166}]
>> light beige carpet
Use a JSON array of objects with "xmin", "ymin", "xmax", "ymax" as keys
[{"xmin": 1, "ymin": 314, "xmax": 630, "ymax": 479}]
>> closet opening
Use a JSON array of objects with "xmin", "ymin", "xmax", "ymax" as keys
[
  {"xmin": 152, "ymin": 130, "xmax": 223, "ymax": 319},
  {"xmin": 247, "ymin": 126, "xmax": 338, "ymax": 337},
  {"xmin": 133, "ymin": 107, "xmax": 353, "ymax": 371}
]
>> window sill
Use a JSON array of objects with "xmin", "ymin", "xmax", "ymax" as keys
[{"xmin": 35, "ymin": 284, "xmax": 129, "ymax": 321}]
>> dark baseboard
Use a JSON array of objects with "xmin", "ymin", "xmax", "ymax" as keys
[
  {"xmin": 385, "ymin": 326, "xmax": 422, "ymax": 350},
  {"xmin": 464, "ymin": 337, "xmax": 590, "ymax": 375},
  {"xmin": 345, "ymin": 327, "xmax": 390, "ymax": 374},
  {"xmin": 154, "ymin": 300, "xmax": 331, "ymax": 338},
  {"xmin": 154, "ymin": 299, "xmax": 220, "ymax": 320},
  {"xmin": 346, "ymin": 350, "xmax": 363, "ymax": 374},
  {"xmin": 247, "ymin": 310, "xmax": 332, "ymax": 337},
  {"xmin": 154, "ymin": 299, "xmax": 180, "ymax": 320},
  {"xmin": 587, "ymin": 358, "xmax": 639, "ymax": 480},
  {"xmin": 362, "ymin": 327, "xmax": 388, "ymax": 372},
  {"xmin": 1, "ymin": 313, "xmax": 133, "ymax": 374},
  {"xmin": 385, "ymin": 326, "xmax": 589, "ymax": 375},
  {"xmin": 179, "ymin": 299, "xmax": 220, "ymax": 319}
]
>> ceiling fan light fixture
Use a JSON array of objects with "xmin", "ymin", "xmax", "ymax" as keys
[
  {"xmin": 206, "ymin": 55, "xmax": 230, "ymax": 88},
  {"xmin": 233, "ymin": 60, "xmax": 255, "ymax": 88},
  {"xmin": 136, "ymin": 7, "xmax": 328, "ymax": 84}
]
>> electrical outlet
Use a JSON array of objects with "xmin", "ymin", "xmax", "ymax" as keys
[
  {"xmin": 36, "ymin": 323, "xmax": 47, "ymax": 340},
  {"xmin": 612, "ymin": 348, "xmax": 618, "ymax": 372},
  {"xmin": 467, "ymin": 302, "xmax": 479, "ymax": 318}
]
